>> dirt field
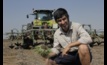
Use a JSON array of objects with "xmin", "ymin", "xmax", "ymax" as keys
[{"xmin": 3, "ymin": 39, "xmax": 104, "ymax": 65}]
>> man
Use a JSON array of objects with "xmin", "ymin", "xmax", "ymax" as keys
[{"xmin": 46, "ymin": 8, "xmax": 92, "ymax": 65}]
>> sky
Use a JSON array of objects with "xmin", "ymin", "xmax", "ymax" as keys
[{"xmin": 3, "ymin": 0, "xmax": 104, "ymax": 39}]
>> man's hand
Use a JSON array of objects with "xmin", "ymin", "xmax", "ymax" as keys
[
  {"xmin": 62, "ymin": 41, "xmax": 81, "ymax": 57},
  {"xmin": 62, "ymin": 46, "xmax": 70, "ymax": 57}
]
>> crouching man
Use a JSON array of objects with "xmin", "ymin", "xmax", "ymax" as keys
[{"xmin": 46, "ymin": 8, "xmax": 92, "ymax": 65}]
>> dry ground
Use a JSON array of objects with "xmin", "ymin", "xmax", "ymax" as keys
[{"xmin": 3, "ymin": 39, "xmax": 104, "ymax": 65}]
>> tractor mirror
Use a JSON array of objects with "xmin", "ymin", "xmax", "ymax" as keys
[{"xmin": 26, "ymin": 15, "xmax": 29, "ymax": 18}]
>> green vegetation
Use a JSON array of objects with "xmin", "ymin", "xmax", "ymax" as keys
[{"xmin": 34, "ymin": 45, "xmax": 51, "ymax": 58}]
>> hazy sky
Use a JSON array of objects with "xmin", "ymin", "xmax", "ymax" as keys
[{"xmin": 3, "ymin": 0, "xmax": 104, "ymax": 38}]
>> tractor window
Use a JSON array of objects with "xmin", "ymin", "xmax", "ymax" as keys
[{"xmin": 37, "ymin": 12, "xmax": 52, "ymax": 21}]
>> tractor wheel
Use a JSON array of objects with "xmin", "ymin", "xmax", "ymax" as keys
[{"xmin": 22, "ymin": 37, "xmax": 33, "ymax": 49}]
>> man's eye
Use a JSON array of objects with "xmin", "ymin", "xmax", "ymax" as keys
[
  {"xmin": 63, "ymin": 18, "xmax": 66, "ymax": 20},
  {"xmin": 58, "ymin": 20, "xmax": 61, "ymax": 22}
]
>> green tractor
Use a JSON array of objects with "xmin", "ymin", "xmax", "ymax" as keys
[{"xmin": 22, "ymin": 9, "xmax": 58, "ymax": 49}]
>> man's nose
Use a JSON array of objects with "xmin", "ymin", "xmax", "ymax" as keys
[{"xmin": 61, "ymin": 20, "xmax": 65, "ymax": 24}]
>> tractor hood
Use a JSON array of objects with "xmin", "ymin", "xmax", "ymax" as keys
[{"xmin": 33, "ymin": 19, "xmax": 57, "ymax": 27}]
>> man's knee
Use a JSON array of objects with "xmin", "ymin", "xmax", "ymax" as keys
[{"xmin": 78, "ymin": 44, "xmax": 89, "ymax": 55}]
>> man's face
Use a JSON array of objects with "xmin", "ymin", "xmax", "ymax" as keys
[{"xmin": 56, "ymin": 15, "xmax": 69, "ymax": 32}]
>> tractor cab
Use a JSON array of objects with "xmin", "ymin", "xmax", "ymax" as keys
[
  {"xmin": 27, "ymin": 9, "xmax": 57, "ymax": 29},
  {"xmin": 33, "ymin": 10, "xmax": 53, "ymax": 21}
]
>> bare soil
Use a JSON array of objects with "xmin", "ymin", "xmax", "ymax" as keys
[{"xmin": 3, "ymin": 39, "xmax": 104, "ymax": 65}]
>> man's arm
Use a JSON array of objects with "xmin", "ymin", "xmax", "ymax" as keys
[
  {"xmin": 62, "ymin": 41, "xmax": 81, "ymax": 56},
  {"xmin": 77, "ymin": 24, "xmax": 92, "ymax": 44}
]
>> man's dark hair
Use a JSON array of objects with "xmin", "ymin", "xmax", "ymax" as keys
[{"xmin": 53, "ymin": 8, "xmax": 69, "ymax": 22}]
